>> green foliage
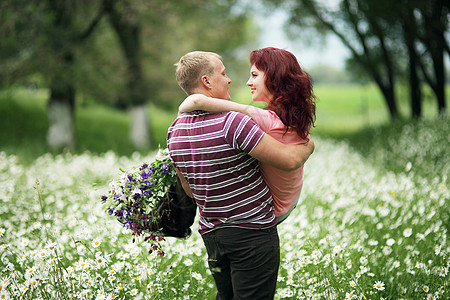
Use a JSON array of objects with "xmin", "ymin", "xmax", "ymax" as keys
[{"xmin": 0, "ymin": 0, "xmax": 257, "ymax": 112}]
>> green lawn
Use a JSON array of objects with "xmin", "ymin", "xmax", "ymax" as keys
[
  {"xmin": 0, "ymin": 84, "xmax": 447, "ymax": 163},
  {"xmin": 312, "ymin": 84, "xmax": 389, "ymax": 137}
]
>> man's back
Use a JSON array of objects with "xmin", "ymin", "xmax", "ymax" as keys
[{"xmin": 167, "ymin": 111, "xmax": 276, "ymax": 235}]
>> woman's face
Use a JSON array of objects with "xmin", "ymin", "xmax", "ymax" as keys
[{"xmin": 246, "ymin": 64, "xmax": 273, "ymax": 104}]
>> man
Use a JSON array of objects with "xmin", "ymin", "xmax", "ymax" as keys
[{"xmin": 167, "ymin": 51, "xmax": 314, "ymax": 300}]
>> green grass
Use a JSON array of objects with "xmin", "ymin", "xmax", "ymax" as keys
[
  {"xmin": 0, "ymin": 86, "xmax": 448, "ymax": 299},
  {"xmin": 312, "ymin": 84, "xmax": 389, "ymax": 137},
  {"xmin": 0, "ymin": 115, "xmax": 448, "ymax": 299},
  {"xmin": 0, "ymin": 84, "xmax": 447, "ymax": 164},
  {"xmin": 0, "ymin": 89, "xmax": 178, "ymax": 164}
]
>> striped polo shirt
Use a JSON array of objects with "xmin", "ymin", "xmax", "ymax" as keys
[{"xmin": 167, "ymin": 111, "xmax": 276, "ymax": 235}]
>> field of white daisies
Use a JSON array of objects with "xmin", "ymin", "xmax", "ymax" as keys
[{"xmin": 0, "ymin": 118, "xmax": 448, "ymax": 300}]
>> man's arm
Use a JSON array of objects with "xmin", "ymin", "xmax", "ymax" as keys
[
  {"xmin": 250, "ymin": 133, "xmax": 314, "ymax": 171},
  {"xmin": 175, "ymin": 168, "xmax": 194, "ymax": 198}
]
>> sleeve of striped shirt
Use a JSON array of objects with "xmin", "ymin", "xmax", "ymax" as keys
[{"xmin": 223, "ymin": 111, "xmax": 264, "ymax": 154}]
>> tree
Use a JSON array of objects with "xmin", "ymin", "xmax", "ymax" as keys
[
  {"xmin": 1, "ymin": 0, "xmax": 255, "ymax": 150},
  {"xmin": 371, "ymin": 0, "xmax": 448, "ymax": 117},
  {"xmin": 45, "ymin": 0, "xmax": 105, "ymax": 149},
  {"xmin": 265, "ymin": 0, "xmax": 449, "ymax": 119},
  {"xmin": 101, "ymin": 0, "xmax": 255, "ymax": 148},
  {"xmin": 0, "ymin": 0, "xmax": 105, "ymax": 149},
  {"xmin": 415, "ymin": 0, "xmax": 449, "ymax": 115},
  {"xmin": 104, "ymin": 0, "xmax": 150, "ymax": 148},
  {"xmin": 284, "ymin": 0, "xmax": 401, "ymax": 118}
]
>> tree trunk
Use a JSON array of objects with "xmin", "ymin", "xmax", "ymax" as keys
[
  {"xmin": 403, "ymin": 12, "xmax": 422, "ymax": 119},
  {"xmin": 430, "ymin": 0, "xmax": 447, "ymax": 116},
  {"xmin": 377, "ymin": 83, "xmax": 399, "ymax": 119},
  {"xmin": 130, "ymin": 104, "xmax": 150, "ymax": 149},
  {"xmin": 432, "ymin": 50, "xmax": 446, "ymax": 116},
  {"xmin": 47, "ymin": 96, "xmax": 75, "ymax": 149},
  {"xmin": 324, "ymin": 0, "xmax": 400, "ymax": 120},
  {"xmin": 106, "ymin": 0, "xmax": 150, "ymax": 148},
  {"xmin": 408, "ymin": 49, "xmax": 422, "ymax": 119},
  {"xmin": 420, "ymin": 0, "xmax": 447, "ymax": 116},
  {"xmin": 47, "ymin": 47, "xmax": 76, "ymax": 149},
  {"xmin": 47, "ymin": 73, "xmax": 76, "ymax": 149}
]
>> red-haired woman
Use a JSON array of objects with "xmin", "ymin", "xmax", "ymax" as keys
[{"xmin": 179, "ymin": 47, "xmax": 316, "ymax": 223}]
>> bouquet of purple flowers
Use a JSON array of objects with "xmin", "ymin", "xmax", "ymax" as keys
[{"xmin": 101, "ymin": 148, "xmax": 196, "ymax": 256}]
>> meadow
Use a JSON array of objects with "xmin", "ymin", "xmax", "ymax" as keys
[{"xmin": 0, "ymin": 86, "xmax": 448, "ymax": 299}]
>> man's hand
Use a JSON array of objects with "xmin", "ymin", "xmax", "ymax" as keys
[{"xmin": 250, "ymin": 134, "xmax": 314, "ymax": 171}]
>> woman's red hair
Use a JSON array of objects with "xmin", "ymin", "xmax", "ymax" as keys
[{"xmin": 249, "ymin": 47, "xmax": 316, "ymax": 139}]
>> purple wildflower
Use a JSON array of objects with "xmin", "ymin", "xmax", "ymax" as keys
[
  {"xmin": 123, "ymin": 221, "xmax": 132, "ymax": 229},
  {"xmin": 141, "ymin": 169, "xmax": 152, "ymax": 179},
  {"xmin": 162, "ymin": 164, "xmax": 171, "ymax": 174}
]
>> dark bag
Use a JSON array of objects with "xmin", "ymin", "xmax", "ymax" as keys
[{"xmin": 161, "ymin": 177, "xmax": 197, "ymax": 238}]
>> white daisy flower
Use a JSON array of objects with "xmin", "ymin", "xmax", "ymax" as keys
[
  {"xmin": 345, "ymin": 290, "xmax": 356, "ymax": 299},
  {"xmin": 91, "ymin": 239, "xmax": 102, "ymax": 248},
  {"xmin": 403, "ymin": 228, "xmax": 412, "ymax": 237},
  {"xmin": 0, "ymin": 290, "xmax": 10, "ymax": 299},
  {"xmin": 192, "ymin": 272, "xmax": 203, "ymax": 281},
  {"xmin": 360, "ymin": 256, "xmax": 368, "ymax": 265},
  {"xmin": 346, "ymin": 260, "xmax": 352, "ymax": 269},
  {"xmin": 183, "ymin": 259, "xmax": 193, "ymax": 266},
  {"xmin": 386, "ymin": 238, "xmax": 395, "ymax": 246},
  {"xmin": 373, "ymin": 281, "xmax": 385, "ymax": 291},
  {"xmin": 45, "ymin": 241, "xmax": 57, "ymax": 251}
]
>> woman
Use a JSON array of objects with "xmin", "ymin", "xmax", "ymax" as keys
[{"xmin": 178, "ymin": 47, "xmax": 316, "ymax": 223}]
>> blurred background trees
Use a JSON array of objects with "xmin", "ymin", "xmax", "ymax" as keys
[
  {"xmin": 0, "ymin": 0, "xmax": 255, "ymax": 149},
  {"xmin": 265, "ymin": 0, "xmax": 449, "ymax": 119},
  {"xmin": 0, "ymin": 0, "xmax": 448, "ymax": 151}
]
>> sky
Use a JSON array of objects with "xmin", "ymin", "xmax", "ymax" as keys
[{"xmin": 253, "ymin": 7, "xmax": 350, "ymax": 70}]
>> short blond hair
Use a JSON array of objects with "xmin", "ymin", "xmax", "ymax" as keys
[{"xmin": 175, "ymin": 51, "xmax": 222, "ymax": 94}]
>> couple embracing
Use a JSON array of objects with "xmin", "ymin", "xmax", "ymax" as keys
[{"xmin": 167, "ymin": 48, "xmax": 316, "ymax": 300}]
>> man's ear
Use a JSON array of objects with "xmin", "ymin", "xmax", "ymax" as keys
[{"xmin": 201, "ymin": 75, "xmax": 211, "ymax": 89}]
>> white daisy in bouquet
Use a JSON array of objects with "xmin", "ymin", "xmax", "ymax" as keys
[{"xmin": 101, "ymin": 148, "xmax": 196, "ymax": 256}]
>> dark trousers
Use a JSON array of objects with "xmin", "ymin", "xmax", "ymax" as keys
[{"xmin": 201, "ymin": 226, "xmax": 280, "ymax": 300}]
